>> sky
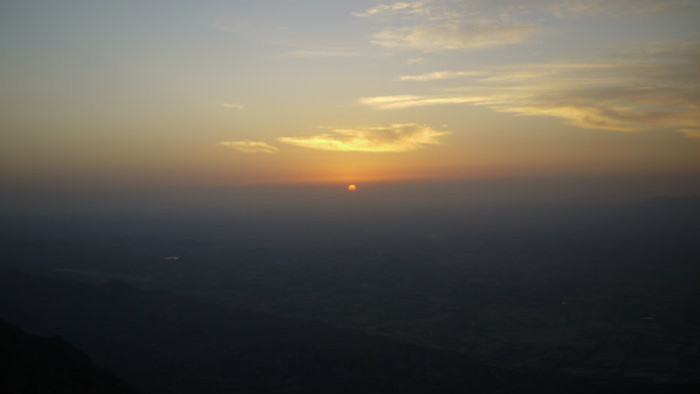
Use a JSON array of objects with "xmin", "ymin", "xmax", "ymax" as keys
[{"xmin": 1, "ymin": 0, "xmax": 699, "ymax": 189}]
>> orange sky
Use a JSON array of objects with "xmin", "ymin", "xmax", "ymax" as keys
[{"xmin": 1, "ymin": 1, "xmax": 698, "ymax": 189}]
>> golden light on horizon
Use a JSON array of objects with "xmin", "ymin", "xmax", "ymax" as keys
[
  {"xmin": 1, "ymin": 2, "xmax": 697, "ymax": 190},
  {"xmin": 347, "ymin": 184, "xmax": 357, "ymax": 191}
]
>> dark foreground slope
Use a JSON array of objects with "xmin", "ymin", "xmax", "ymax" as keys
[
  {"xmin": 0, "ymin": 271, "xmax": 694, "ymax": 394},
  {"xmin": 0, "ymin": 318, "xmax": 138, "ymax": 394}
]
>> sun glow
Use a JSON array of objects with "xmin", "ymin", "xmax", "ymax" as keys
[{"xmin": 347, "ymin": 184, "xmax": 357, "ymax": 191}]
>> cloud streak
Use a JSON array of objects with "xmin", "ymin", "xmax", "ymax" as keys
[
  {"xmin": 545, "ymin": 0, "xmax": 699, "ymax": 17},
  {"xmin": 353, "ymin": 2, "xmax": 427, "ymax": 17},
  {"xmin": 399, "ymin": 70, "xmax": 487, "ymax": 81},
  {"xmin": 359, "ymin": 95, "xmax": 491, "ymax": 110},
  {"xmin": 353, "ymin": 1, "xmax": 462, "ymax": 20},
  {"xmin": 279, "ymin": 124, "xmax": 450, "ymax": 152},
  {"xmin": 361, "ymin": 0, "xmax": 700, "ymax": 19},
  {"xmin": 355, "ymin": 1, "xmax": 696, "ymax": 54},
  {"xmin": 218, "ymin": 140, "xmax": 279, "ymax": 153},
  {"xmin": 283, "ymin": 47, "xmax": 365, "ymax": 58},
  {"xmin": 362, "ymin": 42, "xmax": 700, "ymax": 137},
  {"xmin": 221, "ymin": 103, "xmax": 245, "ymax": 110},
  {"xmin": 371, "ymin": 22, "xmax": 542, "ymax": 52}
]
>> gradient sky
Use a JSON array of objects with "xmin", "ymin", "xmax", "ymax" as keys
[{"xmin": 1, "ymin": 0, "xmax": 698, "ymax": 188}]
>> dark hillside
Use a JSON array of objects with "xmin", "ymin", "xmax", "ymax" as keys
[
  {"xmin": 0, "ymin": 318, "xmax": 138, "ymax": 394},
  {"xmin": 1, "ymin": 271, "xmax": 693, "ymax": 393}
]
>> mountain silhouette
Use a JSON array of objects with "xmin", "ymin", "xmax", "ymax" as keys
[{"xmin": 0, "ymin": 318, "xmax": 138, "ymax": 393}]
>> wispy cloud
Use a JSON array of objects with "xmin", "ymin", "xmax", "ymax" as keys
[
  {"xmin": 354, "ymin": 1, "xmax": 542, "ymax": 53},
  {"xmin": 371, "ymin": 22, "xmax": 542, "ymax": 52},
  {"xmin": 359, "ymin": 95, "xmax": 490, "ymax": 110},
  {"xmin": 399, "ymin": 69, "xmax": 551, "ymax": 82},
  {"xmin": 353, "ymin": 1, "xmax": 463, "ymax": 20},
  {"xmin": 356, "ymin": 0, "xmax": 696, "ymax": 54},
  {"xmin": 221, "ymin": 103, "xmax": 245, "ymax": 110},
  {"xmin": 353, "ymin": 2, "xmax": 427, "ymax": 17},
  {"xmin": 279, "ymin": 124, "xmax": 450, "ymax": 152},
  {"xmin": 407, "ymin": 57, "xmax": 425, "ymax": 64},
  {"xmin": 218, "ymin": 140, "xmax": 279, "ymax": 153},
  {"xmin": 283, "ymin": 47, "xmax": 365, "ymax": 58},
  {"xmin": 362, "ymin": 42, "xmax": 700, "ymax": 137},
  {"xmin": 546, "ymin": 0, "xmax": 698, "ymax": 17},
  {"xmin": 399, "ymin": 70, "xmax": 487, "ymax": 81},
  {"xmin": 395, "ymin": 0, "xmax": 699, "ymax": 19}
]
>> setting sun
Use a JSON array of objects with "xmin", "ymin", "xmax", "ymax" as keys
[{"xmin": 0, "ymin": 2, "xmax": 698, "ymax": 392}]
